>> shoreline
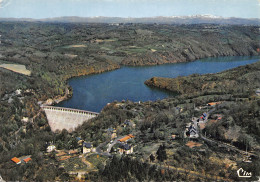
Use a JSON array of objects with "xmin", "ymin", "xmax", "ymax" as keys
[
  {"xmin": 48, "ymin": 55, "xmax": 260, "ymax": 111},
  {"xmin": 41, "ymin": 63, "xmax": 121, "ymax": 107},
  {"xmin": 121, "ymin": 52, "xmax": 260, "ymax": 67}
]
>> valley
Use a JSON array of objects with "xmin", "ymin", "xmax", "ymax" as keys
[{"xmin": 0, "ymin": 22, "xmax": 259, "ymax": 181}]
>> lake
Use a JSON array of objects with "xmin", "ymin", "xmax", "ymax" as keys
[{"xmin": 58, "ymin": 56, "xmax": 260, "ymax": 112}]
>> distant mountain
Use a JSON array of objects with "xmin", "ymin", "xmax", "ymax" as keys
[{"xmin": 0, "ymin": 15, "xmax": 260, "ymax": 25}]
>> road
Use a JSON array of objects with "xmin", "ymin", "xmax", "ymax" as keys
[
  {"xmin": 200, "ymin": 134, "xmax": 257, "ymax": 157},
  {"xmin": 95, "ymin": 136, "xmax": 125, "ymax": 157},
  {"xmin": 96, "ymin": 142, "xmax": 111, "ymax": 157}
]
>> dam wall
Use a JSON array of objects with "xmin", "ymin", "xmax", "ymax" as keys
[{"xmin": 42, "ymin": 106, "xmax": 99, "ymax": 132}]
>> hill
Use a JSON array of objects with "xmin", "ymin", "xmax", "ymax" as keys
[
  {"xmin": 0, "ymin": 15, "xmax": 260, "ymax": 25},
  {"xmin": 145, "ymin": 61, "xmax": 260, "ymax": 97}
]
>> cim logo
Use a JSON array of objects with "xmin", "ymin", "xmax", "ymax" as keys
[{"xmin": 237, "ymin": 168, "xmax": 252, "ymax": 178}]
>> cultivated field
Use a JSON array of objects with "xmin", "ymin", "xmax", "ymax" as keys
[{"xmin": 0, "ymin": 64, "xmax": 31, "ymax": 76}]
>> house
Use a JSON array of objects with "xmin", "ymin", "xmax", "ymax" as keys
[
  {"xmin": 189, "ymin": 125, "xmax": 196, "ymax": 132},
  {"xmin": 176, "ymin": 107, "xmax": 183, "ymax": 113},
  {"xmin": 21, "ymin": 117, "xmax": 29, "ymax": 122},
  {"xmin": 207, "ymin": 102, "xmax": 221, "ymax": 106},
  {"xmin": 118, "ymin": 134, "xmax": 134, "ymax": 143},
  {"xmin": 118, "ymin": 144, "xmax": 133, "ymax": 155},
  {"xmin": 107, "ymin": 128, "xmax": 114, "ymax": 133},
  {"xmin": 45, "ymin": 99, "xmax": 54, "ymax": 105},
  {"xmin": 11, "ymin": 157, "xmax": 21, "ymax": 164},
  {"xmin": 23, "ymin": 157, "xmax": 32, "ymax": 163},
  {"xmin": 107, "ymin": 128, "xmax": 117, "ymax": 139},
  {"xmin": 211, "ymin": 114, "xmax": 222, "ymax": 121},
  {"xmin": 216, "ymin": 114, "xmax": 222, "ymax": 120},
  {"xmin": 82, "ymin": 142, "xmax": 93, "ymax": 154},
  {"xmin": 189, "ymin": 128, "xmax": 197, "ymax": 135},
  {"xmin": 24, "ymin": 89, "xmax": 34, "ymax": 96},
  {"xmin": 122, "ymin": 120, "xmax": 130, "ymax": 127},
  {"xmin": 188, "ymin": 125, "xmax": 197, "ymax": 137},
  {"xmin": 47, "ymin": 144, "xmax": 56, "ymax": 153},
  {"xmin": 111, "ymin": 131, "xmax": 117, "ymax": 139},
  {"xmin": 76, "ymin": 137, "xmax": 83, "ymax": 145},
  {"xmin": 186, "ymin": 123, "xmax": 192, "ymax": 128},
  {"xmin": 171, "ymin": 135, "xmax": 176, "ymax": 140},
  {"xmin": 122, "ymin": 120, "xmax": 136, "ymax": 128},
  {"xmin": 256, "ymin": 89, "xmax": 260, "ymax": 96},
  {"xmin": 15, "ymin": 89, "xmax": 22, "ymax": 96}
]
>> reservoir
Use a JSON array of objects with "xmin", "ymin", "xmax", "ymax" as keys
[{"xmin": 58, "ymin": 56, "xmax": 260, "ymax": 112}]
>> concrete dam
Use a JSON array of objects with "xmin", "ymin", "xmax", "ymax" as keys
[{"xmin": 42, "ymin": 106, "xmax": 99, "ymax": 132}]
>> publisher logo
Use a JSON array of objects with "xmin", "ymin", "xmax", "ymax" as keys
[{"xmin": 237, "ymin": 168, "xmax": 252, "ymax": 178}]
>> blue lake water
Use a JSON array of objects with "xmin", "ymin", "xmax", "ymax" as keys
[{"xmin": 58, "ymin": 56, "xmax": 260, "ymax": 112}]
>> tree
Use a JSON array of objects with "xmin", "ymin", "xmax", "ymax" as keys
[
  {"xmin": 156, "ymin": 145, "xmax": 167, "ymax": 162},
  {"xmin": 150, "ymin": 154, "xmax": 155, "ymax": 162},
  {"xmin": 70, "ymin": 137, "xmax": 78, "ymax": 149}
]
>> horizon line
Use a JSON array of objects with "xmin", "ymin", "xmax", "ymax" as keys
[{"xmin": 1, "ymin": 15, "xmax": 260, "ymax": 20}]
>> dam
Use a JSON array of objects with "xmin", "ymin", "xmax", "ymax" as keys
[{"xmin": 42, "ymin": 106, "xmax": 99, "ymax": 132}]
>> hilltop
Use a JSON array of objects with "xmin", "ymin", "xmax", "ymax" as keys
[{"xmin": 0, "ymin": 15, "xmax": 260, "ymax": 25}]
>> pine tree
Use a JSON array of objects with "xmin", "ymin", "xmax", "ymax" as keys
[
  {"xmin": 156, "ymin": 144, "xmax": 167, "ymax": 162},
  {"xmin": 150, "ymin": 154, "xmax": 155, "ymax": 162}
]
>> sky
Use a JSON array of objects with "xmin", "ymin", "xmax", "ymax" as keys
[{"xmin": 0, "ymin": 0, "xmax": 259, "ymax": 19}]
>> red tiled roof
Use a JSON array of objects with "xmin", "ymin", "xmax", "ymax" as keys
[
  {"xmin": 128, "ymin": 134, "xmax": 134, "ymax": 138},
  {"xmin": 118, "ymin": 134, "xmax": 134, "ymax": 142},
  {"xmin": 208, "ymin": 102, "xmax": 221, "ymax": 106},
  {"xmin": 11, "ymin": 157, "xmax": 21, "ymax": 164},
  {"xmin": 23, "ymin": 157, "xmax": 32, "ymax": 163}
]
